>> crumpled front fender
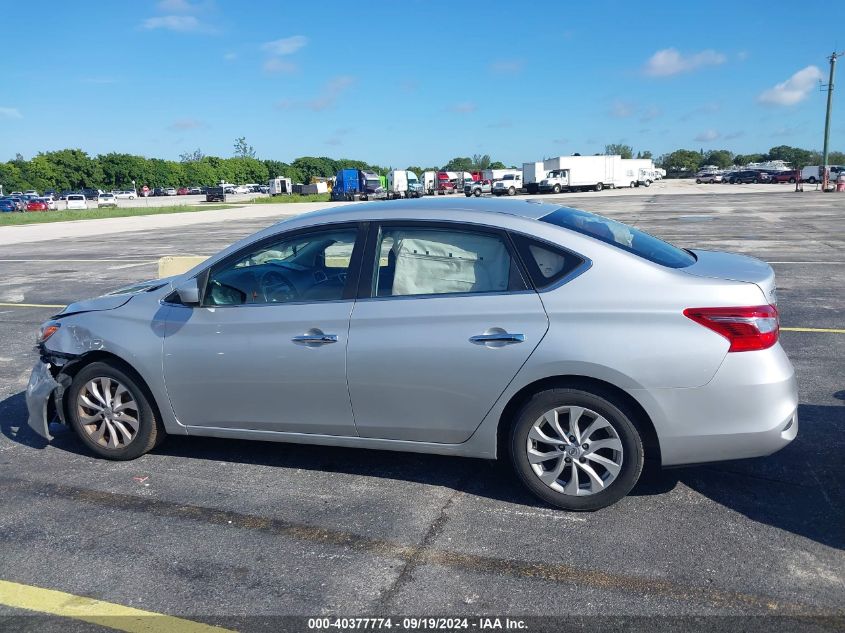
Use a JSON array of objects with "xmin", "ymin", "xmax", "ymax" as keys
[{"xmin": 26, "ymin": 360, "xmax": 59, "ymax": 440}]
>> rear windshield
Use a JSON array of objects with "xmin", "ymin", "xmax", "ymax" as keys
[{"xmin": 540, "ymin": 207, "xmax": 696, "ymax": 269}]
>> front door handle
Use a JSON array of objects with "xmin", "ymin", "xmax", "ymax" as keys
[
  {"xmin": 469, "ymin": 328, "xmax": 525, "ymax": 347},
  {"xmin": 292, "ymin": 328, "xmax": 338, "ymax": 347}
]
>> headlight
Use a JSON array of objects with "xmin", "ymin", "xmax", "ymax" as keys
[{"xmin": 37, "ymin": 322, "xmax": 60, "ymax": 344}]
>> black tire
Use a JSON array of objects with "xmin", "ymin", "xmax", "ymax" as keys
[
  {"xmin": 67, "ymin": 361, "xmax": 164, "ymax": 460},
  {"xmin": 695, "ymin": 179, "xmax": 701, "ymax": 184},
  {"xmin": 788, "ymin": 177, "xmax": 796, "ymax": 184},
  {"xmin": 507, "ymin": 186, "xmax": 516, "ymax": 196},
  {"xmin": 808, "ymin": 177, "xmax": 817, "ymax": 184},
  {"xmin": 553, "ymin": 184, "xmax": 561, "ymax": 194},
  {"xmin": 643, "ymin": 180, "xmax": 651, "ymax": 187},
  {"xmin": 595, "ymin": 182, "xmax": 604, "ymax": 192},
  {"xmin": 473, "ymin": 189, "xmax": 481, "ymax": 197},
  {"xmin": 633, "ymin": 181, "xmax": 640, "ymax": 187},
  {"xmin": 509, "ymin": 387, "xmax": 644, "ymax": 511},
  {"xmin": 753, "ymin": 178, "xmax": 759, "ymax": 184}
]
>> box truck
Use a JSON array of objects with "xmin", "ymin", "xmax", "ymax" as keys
[
  {"xmin": 522, "ymin": 162, "xmax": 545, "ymax": 194},
  {"xmin": 269, "ymin": 176, "xmax": 293, "ymax": 196},
  {"xmin": 619, "ymin": 159, "xmax": 657, "ymax": 187},
  {"xmin": 538, "ymin": 155, "xmax": 628, "ymax": 193},
  {"xmin": 387, "ymin": 170, "xmax": 424, "ymax": 199},
  {"xmin": 422, "ymin": 171, "xmax": 437, "ymax": 195}
]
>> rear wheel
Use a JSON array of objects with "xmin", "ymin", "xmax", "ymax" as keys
[
  {"xmin": 595, "ymin": 182, "xmax": 604, "ymax": 192},
  {"xmin": 68, "ymin": 361, "xmax": 164, "ymax": 460},
  {"xmin": 510, "ymin": 388, "xmax": 644, "ymax": 511},
  {"xmin": 633, "ymin": 181, "xmax": 639, "ymax": 187},
  {"xmin": 695, "ymin": 178, "xmax": 701, "ymax": 184},
  {"xmin": 789, "ymin": 177, "xmax": 796, "ymax": 183}
]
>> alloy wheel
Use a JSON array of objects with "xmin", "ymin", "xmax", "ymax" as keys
[
  {"xmin": 526, "ymin": 406, "xmax": 624, "ymax": 496},
  {"xmin": 77, "ymin": 377, "xmax": 140, "ymax": 449}
]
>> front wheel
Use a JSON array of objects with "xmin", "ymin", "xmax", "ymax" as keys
[
  {"xmin": 808, "ymin": 177, "xmax": 817, "ymax": 184},
  {"xmin": 473, "ymin": 189, "xmax": 481, "ymax": 197},
  {"xmin": 553, "ymin": 184, "xmax": 561, "ymax": 194},
  {"xmin": 594, "ymin": 182, "xmax": 604, "ymax": 192},
  {"xmin": 510, "ymin": 388, "xmax": 644, "ymax": 511},
  {"xmin": 68, "ymin": 361, "xmax": 164, "ymax": 460},
  {"xmin": 508, "ymin": 186, "xmax": 516, "ymax": 196}
]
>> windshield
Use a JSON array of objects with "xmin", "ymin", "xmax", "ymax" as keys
[{"xmin": 541, "ymin": 207, "xmax": 696, "ymax": 268}]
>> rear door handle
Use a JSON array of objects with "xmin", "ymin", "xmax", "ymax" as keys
[
  {"xmin": 469, "ymin": 331, "xmax": 525, "ymax": 346},
  {"xmin": 292, "ymin": 328, "xmax": 338, "ymax": 346}
]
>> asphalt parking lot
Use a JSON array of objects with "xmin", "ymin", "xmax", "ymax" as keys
[{"xmin": 0, "ymin": 190, "xmax": 842, "ymax": 629}]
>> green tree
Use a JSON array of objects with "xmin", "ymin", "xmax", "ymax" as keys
[
  {"xmin": 21, "ymin": 155, "xmax": 59, "ymax": 191},
  {"xmin": 658, "ymin": 149, "xmax": 701, "ymax": 174},
  {"xmin": 472, "ymin": 154, "xmax": 492, "ymax": 170},
  {"xmin": 604, "ymin": 143, "xmax": 633, "ymax": 159},
  {"xmin": 733, "ymin": 153, "xmax": 765, "ymax": 167},
  {"xmin": 765, "ymin": 145, "xmax": 820, "ymax": 169},
  {"xmin": 0, "ymin": 162, "xmax": 27, "ymax": 192},
  {"xmin": 701, "ymin": 149, "xmax": 734, "ymax": 170},
  {"xmin": 443, "ymin": 157, "xmax": 474, "ymax": 172},
  {"xmin": 41, "ymin": 149, "xmax": 103, "ymax": 190},
  {"xmin": 488, "ymin": 161, "xmax": 507, "ymax": 170},
  {"xmin": 233, "ymin": 137, "xmax": 256, "ymax": 159},
  {"xmin": 179, "ymin": 148, "xmax": 206, "ymax": 163},
  {"xmin": 292, "ymin": 156, "xmax": 336, "ymax": 182},
  {"xmin": 99, "ymin": 153, "xmax": 148, "ymax": 189}
]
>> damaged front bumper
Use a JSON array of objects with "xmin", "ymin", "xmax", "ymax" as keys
[{"xmin": 25, "ymin": 359, "xmax": 63, "ymax": 440}]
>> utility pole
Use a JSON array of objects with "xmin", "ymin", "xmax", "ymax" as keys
[{"xmin": 822, "ymin": 51, "xmax": 842, "ymax": 189}]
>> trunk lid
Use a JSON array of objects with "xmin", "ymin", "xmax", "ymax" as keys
[{"xmin": 684, "ymin": 250, "xmax": 777, "ymax": 305}]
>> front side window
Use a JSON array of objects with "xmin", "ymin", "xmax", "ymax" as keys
[
  {"xmin": 204, "ymin": 228, "xmax": 357, "ymax": 306},
  {"xmin": 541, "ymin": 207, "xmax": 696, "ymax": 269},
  {"xmin": 373, "ymin": 227, "xmax": 524, "ymax": 297}
]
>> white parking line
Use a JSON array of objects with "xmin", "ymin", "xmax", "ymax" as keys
[{"xmin": 108, "ymin": 262, "xmax": 155, "ymax": 270}]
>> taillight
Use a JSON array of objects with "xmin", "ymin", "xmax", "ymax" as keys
[{"xmin": 683, "ymin": 305, "xmax": 779, "ymax": 352}]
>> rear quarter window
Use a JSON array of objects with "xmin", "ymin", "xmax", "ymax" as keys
[{"xmin": 541, "ymin": 207, "xmax": 696, "ymax": 269}]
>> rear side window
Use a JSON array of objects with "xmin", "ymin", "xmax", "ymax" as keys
[
  {"xmin": 511, "ymin": 234, "xmax": 585, "ymax": 289},
  {"xmin": 541, "ymin": 207, "xmax": 696, "ymax": 269}
]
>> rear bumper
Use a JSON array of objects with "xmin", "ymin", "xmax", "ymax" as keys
[{"xmin": 632, "ymin": 345, "xmax": 798, "ymax": 466}]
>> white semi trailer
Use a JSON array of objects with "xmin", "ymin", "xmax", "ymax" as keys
[{"xmin": 522, "ymin": 162, "xmax": 545, "ymax": 194}]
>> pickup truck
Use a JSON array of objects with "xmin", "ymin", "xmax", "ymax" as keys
[
  {"xmin": 492, "ymin": 173, "xmax": 522, "ymax": 196},
  {"xmin": 464, "ymin": 179, "xmax": 493, "ymax": 197}
]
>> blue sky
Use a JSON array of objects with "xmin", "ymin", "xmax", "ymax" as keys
[{"xmin": 1, "ymin": 0, "xmax": 841, "ymax": 166}]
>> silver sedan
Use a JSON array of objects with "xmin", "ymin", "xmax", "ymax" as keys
[{"xmin": 26, "ymin": 199, "xmax": 797, "ymax": 510}]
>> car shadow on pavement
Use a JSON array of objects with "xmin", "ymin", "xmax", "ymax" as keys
[{"xmin": 1, "ymin": 390, "xmax": 842, "ymax": 549}]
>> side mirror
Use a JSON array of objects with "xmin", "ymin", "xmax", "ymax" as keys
[{"xmin": 176, "ymin": 278, "xmax": 201, "ymax": 306}]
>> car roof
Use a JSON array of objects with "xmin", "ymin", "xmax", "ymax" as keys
[{"xmin": 277, "ymin": 197, "xmax": 566, "ymax": 227}]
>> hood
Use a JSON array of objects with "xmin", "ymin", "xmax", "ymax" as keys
[
  {"xmin": 57, "ymin": 277, "xmax": 174, "ymax": 317},
  {"xmin": 684, "ymin": 250, "xmax": 777, "ymax": 304}
]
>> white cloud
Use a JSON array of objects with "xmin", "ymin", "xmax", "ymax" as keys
[
  {"xmin": 276, "ymin": 76, "xmax": 356, "ymax": 111},
  {"xmin": 168, "ymin": 118, "xmax": 205, "ymax": 130},
  {"xmin": 644, "ymin": 48, "xmax": 726, "ymax": 76},
  {"xmin": 262, "ymin": 35, "xmax": 308, "ymax": 56},
  {"xmin": 0, "ymin": 107, "xmax": 22, "ymax": 119},
  {"xmin": 758, "ymin": 66, "xmax": 823, "ymax": 106},
  {"xmin": 609, "ymin": 100, "xmax": 635, "ymax": 118},
  {"xmin": 490, "ymin": 59, "xmax": 523, "ymax": 74},
  {"xmin": 694, "ymin": 129, "xmax": 720, "ymax": 142},
  {"xmin": 141, "ymin": 15, "xmax": 207, "ymax": 32},
  {"xmin": 263, "ymin": 58, "xmax": 298, "ymax": 74},
  {"xmin": 449, "ymin": 102, "xmax": 477, "ymax": 114}
]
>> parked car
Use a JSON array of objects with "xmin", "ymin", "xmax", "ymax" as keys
[
  {"xmin": 7, "ymin": 196, "xmax": 26, "ymax": 211},
  {"xmin": 188, "ymin": 187, "xmax": 202, "ymax": 195},
  {"xmin": 81, "ymin": 188, "xmax": 102, "ymax": 200},
  {"xmin": 205, "ymin": 186, "xmax": 226, "ymax": 202},
  {"xmin": 768, "ymin": 171, "xmax": 799, "ymax": 184},
  {"xmin": 38, "ymin": 197, "xmax": 58, "ymax": 210},
  {"xmin": 0, "ymin": 198, "xmax": 19, "ymax": 212},
  {"xmin": 464, "ymin": 179, "xmax": 494, "ymax": 197},
  {"xmin": 165, "ymin": 187, "xmax": 177, "ymax": 196},
  {"xmin": 25, "ymin": 199, "xmax": 49, "ymax": 212},
  {"xmin": 726, "ymin": 170, "xmax": 771, "ymax": 184},
  {"xmin": 43, "ymin": 190, "xmax": 58, "ymax": 200},
  {"xmin": 66, "ymin": 194, "xmax": 87, "ymax": 210},
  {"xmin": 177, "ymin": 187, "xmax": 189, "ymax": 195},
  {"xmin": 114, "ymin": 190, "xmax": 137, "ymax": 199},
  {"xmin": 58, "ymin": 190, "xmax": 73, "ymax": 200},
  {"xmin": 97, "ymin": 193, "xmax": 118, "ymax": 208},
  {"xmin": 25, "ymin": 199, "xmax": 796, "ymax": 511},
  {"xmin": 24, "ymin": 189, "xmax": 39, "ymax": 197},
  {"xmin": 694, "ymin": 171, "xmax": 722, "ymax": 184}
]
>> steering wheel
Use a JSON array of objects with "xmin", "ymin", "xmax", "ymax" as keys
[{"xmin": 260, "ymin": 270, "xmax": 298, "ymax": 303}]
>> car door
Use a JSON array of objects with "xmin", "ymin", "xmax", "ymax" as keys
[
  {"xmin": 162, "ymin": 223, "xmax": 365, "ymax": 436},
  {"xmin": 346, "ymin": 222, "xmax": 549, "ymax": 444}
]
